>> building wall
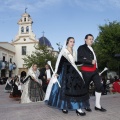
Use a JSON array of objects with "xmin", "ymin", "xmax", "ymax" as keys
[
  {"xmin": 14, "ymin": 42, "xmax": 38, "ymax": 74},
  {"xmin": 0, "ymin": 12, "xmax": 58, "ymax": 77},
  {"xmin": 0, "ymin": 49, "xmax": 15, "ymax": 62},
  {"xmin": 0, "ymin": 42, "xmax": 15, "ymax": 53},
  {"xmin": 0, "ymin": 43, "xmax": 16, "ymax": 77}
]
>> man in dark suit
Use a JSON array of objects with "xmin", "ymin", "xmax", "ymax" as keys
[
  {"xmin": 77, "ymin": 34, "xmax": 106, "ymax": 112},
  {"xmin": 39, "ymin": 64, "xmax": 53, "ymax": 93}
]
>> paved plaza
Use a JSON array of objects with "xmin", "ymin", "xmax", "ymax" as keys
[{"xmin": 0, "ymin": 85, "xmax": 120, "ymax": 120}]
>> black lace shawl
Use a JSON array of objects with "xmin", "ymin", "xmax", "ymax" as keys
[{"xmin": 57, "ymin": 56, "xmax": 89, "ymax": 102}]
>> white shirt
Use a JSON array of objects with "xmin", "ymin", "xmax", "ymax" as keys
[
  {"xmin": 87, "ymin": 45, "xmax": 98, "ymax": 68},
  {"xmin": 46, "ymin": 69, "xmax": 51, "ymax": 79}
]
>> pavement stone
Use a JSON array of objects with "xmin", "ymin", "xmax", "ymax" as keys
[{"xmin": 0, "ymin": 85, "xmax": 120, "ymax": 120}]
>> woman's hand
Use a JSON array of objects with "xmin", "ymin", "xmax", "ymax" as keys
[
  {"xmin": 39, "ymin": 80, "xmax": 42, "ymax": 86},
  {"xmin": 31, "ymin": 77, "xmax": 38, "ymax": 83},
  {"xmin": 43, "ymin": 76, "xmax": 46, "ymax": 79},
  {"xmin": 54, "ymin": 74, "xmax": 59, "ymax": 77}
]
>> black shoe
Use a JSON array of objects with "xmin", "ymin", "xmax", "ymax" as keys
[
  {"xmin": 62, "ymin": 109, "xmax": 68, "ymax": 114},
  {"xmin": 95, "ymin": 106, "xmax": 107, "ymax": 112},
  {"xmin": 85, "ymin": 108, "xmax": 92, "ymax": 112},
  {"xmin": 76, "ymin": 110, "xmax": 86, "ymax": 116}
]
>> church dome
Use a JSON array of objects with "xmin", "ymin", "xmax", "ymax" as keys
[{"xmin": 39, "ymin": 36, "xmax": 52, "ymax": 47}]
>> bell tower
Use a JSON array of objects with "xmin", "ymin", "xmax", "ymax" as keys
[
  {"xmin": 11, "ymin": 10, "xmax": 38, "ymax": 76},
  {"xmin": 12, "ymin": 9, "xmax": 37, "ymax": 43},
  {"xmin": 18, "ymin": 11, "xmax": 33, "ymax": 35}
]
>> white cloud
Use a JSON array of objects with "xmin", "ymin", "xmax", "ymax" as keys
[
  {"xmin": 0, "ymin": 0, "xmax": 61, "ymax": 12},
  {"xmin": 73, "ymin": 0, "xmax": 104, "ymax": 11},
  {"xmin": 0, "ymin": 0, "xmax": 120, "ymax": 13},
  {"xmin": 108, "ymin": 0, "xmax": 120, "ymax": 7},
  {"xmin": 67, "ymin": 0, "xmax": 120, "ymax": 11}
]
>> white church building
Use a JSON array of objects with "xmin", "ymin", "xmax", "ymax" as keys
[{"xmin": 0, "ymin": 12, "xmax": 58, "ymax": 77}]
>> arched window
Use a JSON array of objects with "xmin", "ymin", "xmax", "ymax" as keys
[
  {"xmin": 3, "ymin": 56, "xmax": 5, "ymax": 62},
  {"xmin": 24, "ymin": 18, "xmax": 26, "ymax": 22},
  {"xmin": 21, "ymin": 27, "xmax": 24, "ymax": 33},
  {"xmin": 10, "ymin": 58, "xmax": 12, "ymax": 63},
  {"xmin": 26, "ymin": 26, "xmax": 29, "ymax": 32}
]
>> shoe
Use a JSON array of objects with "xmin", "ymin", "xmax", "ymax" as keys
[
  {"xmin": 76, "ymin": 110, "xmax": 86, "ymax": 116},
  {"xmin": 95, "ymin": 106, "xmax": 107, "ymax": 112},
  {"xmin": 85, "ymin": 108, "xmax": 92, "ymax": 112},
  {"xmin": 62, "ymin": 109, "xmax": 68, "ymax": 114}
]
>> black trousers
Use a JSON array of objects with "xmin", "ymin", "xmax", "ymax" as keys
[
  {"xmin": 81, "ymin": 70, "xmax": 104, "ymax": 93},
  {"xmin": 9, "ymin": 70, "xmax": 12, "ymax": 77}
]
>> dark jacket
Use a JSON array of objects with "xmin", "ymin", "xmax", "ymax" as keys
[
  {"xmin": 77, "ymin": 44, "xmax": 95, "ymax": 67},
  {"xmin": 38, "ymin": 68, "xmax": 53, "ymax": 86}
]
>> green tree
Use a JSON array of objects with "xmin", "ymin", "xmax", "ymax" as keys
[
  {"xmin": 23, "ymin": 44, "xmax": 57, "ymax": 69},
  {"xmin": 93, "ymin": 21, "xmax": 120, "ymax": 71}
]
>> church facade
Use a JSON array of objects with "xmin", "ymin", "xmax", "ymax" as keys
[
  {"xmin": 11, "ymin": 12, "xmax": 38, "ymax": 76},
  {"xmin": 0, "ymin": 12, "xmax": 58, "ymax": 77}
]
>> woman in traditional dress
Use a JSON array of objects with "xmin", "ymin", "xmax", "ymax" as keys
[
  {"xmin": 21, "ymin": 64, "xmax": 45, "ymax": 103},
  {"xmin": 44, "ymin": 37, "xmax": 89, "ymax": 116},
  {"xmin": 9, "ymin": 76, "xmax": 22, "ymax": 98},
  {"xmin": 4, "ymin": 77, "xmax": 12, "ymax": 93},
  {"xmin": 12, "ymin": 76, "xmax": 22, "ymax": 98}
]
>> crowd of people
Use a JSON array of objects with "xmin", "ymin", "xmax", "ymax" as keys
[
  {"xmin": 2, "ymin": 63, "xmax": 53, "ymax": 102},
  {"xmin": 106, "ymin": 76, "xmax": 120, "ymax": 94},
  {"xmin": 0, "ymin": 34, "xmax": 120, "ymax": 117},
  {"xmin": 4, "ymin": 76, "xmax": 22, "ymax": 98}
]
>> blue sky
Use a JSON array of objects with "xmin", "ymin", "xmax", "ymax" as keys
[{"xmin": 0, "ymin": 0, "xmax": 120, "ymax": 50}]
